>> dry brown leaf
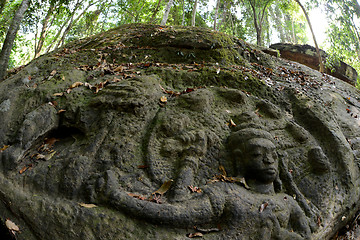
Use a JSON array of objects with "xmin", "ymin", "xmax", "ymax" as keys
[
  {"xmin": 84, "ymin": 82, "xmax": 93, "ymax": 89},
  {"xmin": 128, "ymin": 193, "xmax": 146, "ymax": 200},
  {"xmin": 69, "ymin": 82, "xmax": 84, "ymax": 89},
  {"xmin": 112, "ymin": 77, "xmax": 122, "ymax": 82},
  {"xmin": 53, "ymin": 92, "xmax": 64, "ymax": 97},
  {"xmin": 45, "ymin": 138, "xmax": 59, "ymax": 146},
  {"xmin": 0, "ymin": 145, "xmax": 9, "ymax": 152},
  {"xmin": 79, "ymin": 203, "xmax": 97, "ymax": 208},
  {"xmin": 153, "ymin": 180, "xmax": 173, "ymax": 195},
  {"xmin": 5, "ymin": 219, "xmax": 19, "ymax": 232},
  {"xmin": 48, "ymin": 102, "xmax": 56, "ymax": 108},
  {"xmin": 44, "ymin": 151, "xmax": 57, "ymax": 161},
  {"xmin": 36, "ymin": 154, "xmax": 46, "ymax": 160},
  {"xmin": 19, "ymin": 165, "xmax": 32, "ymax": 174},
  {"xmin": 188, "ymin": 185, "xmax": 202, "ymax": 193},
  {"xmin": 51, "ymin": 101, "xmax": 58, "ymax": 107},
  {"xmin": 160, "ymin": 96, "xmax": 167, "ymax": 103},
  {"xmin": 219, "ymin": 165, "xmax": 227, "ymax": 176},
  {"xmin": 188, "ymin": 232, "xmax": 203, "ymax": 238},
  {"xmin": 237, "ymin": 177, "xmax": 250, "ymax": 189},
  {"xmin": 114, "ymin": 66, "xmax": 124, "ymax": 72},
  {"xmin": 259, "ymin": 202, "xmax": 269, "ymax": 213},
  {"xmin": 227, "ymin": 119, "xmax": 236, "ymax": 127}
]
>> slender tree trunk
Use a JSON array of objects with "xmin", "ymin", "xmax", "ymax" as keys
[
  {"xmin": 161, "ymin": 0, "xmax": 173, "ymax": 25},
  {"xmin": 218, "ymin": 1, "xmax": 228, "ymax": 31},
  {"xmin": 150, "ymin": 0, "xmax": 162, "ymax": 22},
  {"xmin": 291, "ymin": 17, "xmax": 296, "ymax": 43},
  {"xmin": 270, "ymin": 5, "xmax": 285, "ymax": 42},
  {"xmin": 295, "ymin": 0, "xmax": 325, "ymax": 72},
  {"xmin": 46, "ymin": 0, "xmax": 82, "ymax": 53},
  {"xmin": 34, "ymin": 2, "xmax": 57, "ymax": 58},
  {"xmin": 213, "ymin": 0, "xmax": 221, "ymax": 30},
  {"xmin": 249, "ymin": 1, "xmax": 262, "ymax": 46},
  {"xmin": 191, "ymin": 0, "xmax": 197, "ymax": 27},
  {"xmin": 58, "ymin": 1, "xmax": 98, "ymax": 48},
  {"xmin": 134, "ymin": 0, "xmax": 146, "ymax": 22},
  {"xmin": 247, "ymin": 0, "xmax": 271, "ymax": 46},
  {"xmin": 46, "ymin": 15, "xmax": 72, "ymax": 53},
  {"xmin": 0, "ymin": 0, "xmax": 7, "ymax": 15},
  {"xmin": 0, "ymin": 0, "xmax": 30, "ymax": 81},
  {"xmin": 181, "ymin": 0, "xmax": 185, "ymax": 25}
]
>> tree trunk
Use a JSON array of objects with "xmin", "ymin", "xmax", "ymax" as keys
[
  {"xmin": 191, "ymin": 0, "xmax": 197, "ymax": 27},
  {"xmin": 218, "ymin": 1, "xmax": 228, "ymax": 31},
  {"xmin": 34, "ymin": 2, "xmax": 57, "ymax": 58},
  {"xmin": 270, "ymin": 5, "xmax": 285, "ymax": 42},
  {"xmin": 295, "ymin": 0, "xmax": 325, "ymax": 73},
  {"xmin": 213, "ymin": 0, "xmax": 221, "ymax": 30},
  {"xmin": 56, "ymin": 0, "xmax": 99, "ymax": 49},
  {"xmin": 161, "ymin": 0, "xmax": 173, "ymax": 25},
  {"xmin": 0, "ymin": 0, "xmax": 30, "ymax": 81},
  {"xmin": 150, "ymin": 0, "xmax": 162, "ymax": 22},
  {"xmin": 46, "ymin": 0, "xmax": 83, "ymax": 53},
  {"xmin": 247, "ymin": 0, "xmax": 272, "ymax": 46},
  {"xmin": 249, "ymin": 1, "xmax": 262, "ymax": 46},
  {"xmin": 181, "ymin": 0, "xmax": 185, "ymax": 25},
  {"xmin": 352, "ymin": 0, "xmax": 360, "ymax": 17},
  {"xmin": 291, "ymin": 17, "xmax": 296, "ymax": 43},
  {"xmin": 0, "ymin": 0, "xmax": 7, "ymax": 15}
]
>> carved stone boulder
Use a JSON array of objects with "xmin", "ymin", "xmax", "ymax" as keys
[{"xmin": 0, "ymin": 24, "xmax": 360, "ymax": 239}]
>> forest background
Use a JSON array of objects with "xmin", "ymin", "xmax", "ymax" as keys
[{"xmin": 0, "ymin": 0, "xmax": 359, "ymax": 85}]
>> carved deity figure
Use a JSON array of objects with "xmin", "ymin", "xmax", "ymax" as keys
[{"xmin": 106, "ymin": 127, "xmax": 311, "ymax": 239}]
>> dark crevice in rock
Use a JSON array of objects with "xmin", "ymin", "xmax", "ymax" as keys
[{"xmin": 0, "ymin": 221, "xmax": 15, "ymax": 240}]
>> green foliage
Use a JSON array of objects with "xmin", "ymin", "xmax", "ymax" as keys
[{"xmin": 323, "ymin": 0, "xmax": 360, "ymax": 85}]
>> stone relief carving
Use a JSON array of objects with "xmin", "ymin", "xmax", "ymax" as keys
[{"xmin": 106, "ymin": 126, "xmax": 313, "ymax": 239}]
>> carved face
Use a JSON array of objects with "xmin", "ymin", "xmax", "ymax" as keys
[{"xmin": 241, "ymin": 138, "xmax": 278, "ymax": 184}]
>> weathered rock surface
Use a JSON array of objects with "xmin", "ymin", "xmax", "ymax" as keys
[
  {"xmin": 270, "ymin": 43, "xmax": 358, "ymax": 86},
  {"xmin": 0, "ymin": 24, "xmax": 360, "ymax": 239}
]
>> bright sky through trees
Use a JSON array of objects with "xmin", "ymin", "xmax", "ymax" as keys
[{"xmin": 308, "ymin": 7, "xmax": 328, "ymax": 46}]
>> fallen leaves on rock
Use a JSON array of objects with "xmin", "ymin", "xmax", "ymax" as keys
[
  {"xmin": 345, "ymin": 106, "xmax": 358, "ymax": 119},
  {"xmin": 128, "ymin": 193, "xmax": 147, "ymax": 201},
  {"xmin": 0, "ymin": 145, "xmax": 9, "ymax": 152},
  {"xmin": 317, "ymin": 216, "xmax": 322, "ymax": 227},
  {"xmin": 187, "ymin": 232, "xmax": 203, "ymax": 238},
  {"xmin": 128, "ymin": 180, "xmax": 173, "ymax": 204},
  {"xmin": 79, "ymin": 203, "xmax": 97, "ymax": 208},
  {"xmin": 259, "ymin": 202, "xmax": 269, "ymax": 213},
  {"xmin": 19, "ymin": 164, "xmax": 33, "ymax": 174},
  {"xmin": 5, "ymin": 219, "xmax": 19, "ymax": 235},
  {"xmin": 160, "ymin": 96, "xmax": 167, "ymax": 103},
  {"xmin": 53, "ymin": 92, "xmax": 64, "ymax": 97},
  {"xmin": 210, "ymin": 165, "xmax": 250, "ymax": 189},
  {"xmin": 188, "ymin": 185, "xmax": 202, "ymax": 193},
  {"xmin": 20, "ymin": 138, "xmax": 60, "ymax": 174},
  {"xmin": 153, "ymin": 180, "xmax": 173, "ymax": 195},
  {"xmin": 69, "ymin": 81, "xmax": 84, "ymax": 89}
]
